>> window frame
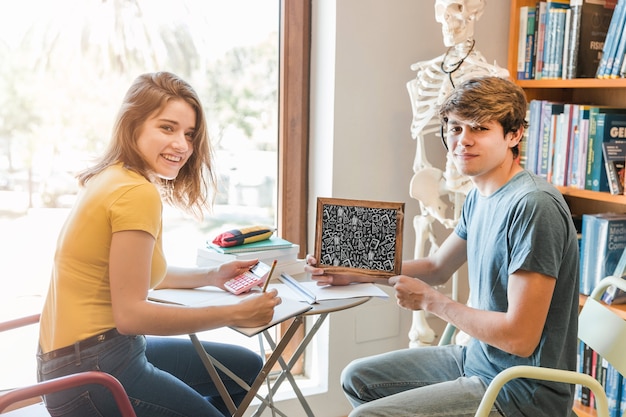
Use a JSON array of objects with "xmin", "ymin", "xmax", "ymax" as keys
[{"xmin": 278, "ymin": 0, "xmax": 310, "ymax": 254}]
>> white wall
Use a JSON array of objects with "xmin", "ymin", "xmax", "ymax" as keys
[{"xmin": 298, "ymin": 1, "xmax": 511, "ymax": 416}]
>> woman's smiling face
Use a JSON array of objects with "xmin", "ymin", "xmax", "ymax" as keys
[{"xmin": 136, "ymin": 98, "xmax": 196, "ymax": 180}]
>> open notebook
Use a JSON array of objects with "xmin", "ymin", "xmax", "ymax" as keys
[{"xmin": 148, "ymin": 286, "xmax": 311, "ymax": 336}]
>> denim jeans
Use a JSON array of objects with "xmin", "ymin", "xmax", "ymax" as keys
[
  {"xmin": 341, "ymin": 345, "xmax": 505, "ymax": 417},
  {"xmin": 37, "ymin": 332, "xmax": 263, "ymax": 417}
]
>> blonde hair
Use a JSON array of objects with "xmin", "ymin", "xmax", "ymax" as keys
[{"xmin": 79, "ymin": 72, "xmax": 216, "ymax": 219}]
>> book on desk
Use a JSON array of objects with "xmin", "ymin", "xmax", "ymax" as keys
[{"xmin": 148, "ymin": 286, "xmax": 311, "ymax": 337}]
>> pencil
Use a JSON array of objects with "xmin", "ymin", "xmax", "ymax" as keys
[{"xmin": 262, "ymin": 260, "xmax": 278, "ymax": 292}]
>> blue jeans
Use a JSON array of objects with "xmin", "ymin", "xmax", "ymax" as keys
[
  {"xmin": 37, "ymin": 332, "xmax": 263, "ymax": 417},
  {"xmin": 342, "ymin": 345, "xmax": 505, "ymax": 417}
]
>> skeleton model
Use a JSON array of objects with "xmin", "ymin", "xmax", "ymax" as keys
[{"xmin": 407, "ymin": 0, "xmax": 508, "ymax": 347}]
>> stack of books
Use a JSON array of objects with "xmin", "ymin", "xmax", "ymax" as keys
[{"xmin": 196, "ymin": 237, "xmax": 305, "ymax": 277}]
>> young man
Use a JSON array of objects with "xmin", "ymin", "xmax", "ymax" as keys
[{"xmin": 307, "ymin": 77, "xmax": 579, "ymax": 417}]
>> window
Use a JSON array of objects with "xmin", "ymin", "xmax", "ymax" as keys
[{"xmin": 0, "ymin": 0, "xmax": 310, "ymax": 390}]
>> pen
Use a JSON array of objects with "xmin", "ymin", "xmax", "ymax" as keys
[{"xmin": 262, "ymin": 260, "xmax": 278, "ymax": 292}]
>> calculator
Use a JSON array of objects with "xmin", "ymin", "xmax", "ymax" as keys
[{"xmin": 224, "ymin": 261, "xmax": 272, "ymax": 295}]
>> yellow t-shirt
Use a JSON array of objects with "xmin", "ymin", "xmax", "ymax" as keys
[{"xmin": 39, "ymin": 163, "xmax": 167, "ymax": 353}]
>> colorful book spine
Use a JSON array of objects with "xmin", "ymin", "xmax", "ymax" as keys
[
  {"xmin": 518, "ymin": 6, "xmax": 529, "ymax": 79},
  {"xmin": 566, "ymin": 0, "xmax": 583, "ymax": 79},
  {"xmin": 597, "ymin": 0, "xmax": 626, "ymax": 78},
  {"xmin": 525, "ymin": 7, "xmax": 537, "ymax": 79},
  {"xmin": 604, "ymin": 362, "xmax": 623, "ymax": 417},
  {"xmin": 535, "ymin": 1, "xmax": 549, "ymax": 79},
  {"xmin": 566, "ymin": 104, "xmax": 581, "ymax": 187},
  {"xmin": 610, "ymin": 7, "xmax": 626, "ymax": 78},
  {"xmin": 601, "ymin": 140, "xmax": 626, "ymax": 194},
  {"xmin": 579, "ymin": 213, "xmax": 626, "ymax": 295}
]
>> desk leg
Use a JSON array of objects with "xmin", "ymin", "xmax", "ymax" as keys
[
  {"xmin": 253, "ymin": 312, "xmax": 329, "ymax": 417},
  {"xmin": 233, "ymin": 315, "xmax": 305, "ymax": 417},
  {"xmin": 189, "ymin": 334, "xmax": 238, "ymax": 415}
]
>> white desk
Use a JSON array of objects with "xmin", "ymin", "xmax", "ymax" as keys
[{"xmin": 190, "ymin": 295, "xmax": 370, "ymax": 417}]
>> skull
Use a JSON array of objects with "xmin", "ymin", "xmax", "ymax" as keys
[{"xmin": 435, "ymin": 0, "xmax": 485, "ymax": 47}]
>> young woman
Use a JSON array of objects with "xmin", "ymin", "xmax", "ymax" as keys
[{"xmin": 37, "ymin": 72, "xmax": 281, "ymax": 417}]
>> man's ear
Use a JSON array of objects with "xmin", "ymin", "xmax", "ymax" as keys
[{"xmin": 508, "ymin": 127, "xmax": 524, "ymax": 148}]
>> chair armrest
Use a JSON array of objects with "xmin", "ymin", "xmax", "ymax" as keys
[
  {"xmin": 0, "ymin": 371, "xmax": 136, "ymax": 417},
  {"xmin": 474, "ymin": 365, "xmax": 609, "ymax": 417}
]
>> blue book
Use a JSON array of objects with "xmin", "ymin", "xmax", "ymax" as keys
[
  {"xmin": 597, "ymin": 0, "xmax": 626, "ymax": 77},
  {"xmin": 566, "ymin": 104, "xmax": 580, "ymax": 186},
  {"xmin": 610, "ymin": 2, "xmax": 626, "ymax": 78},
  {"xmin": 604, "ymin": 362, "xmax": 623, "ymax": 417},
  {"xmin": 579, "ymin": 213, "xmax": 626, "ymax": 295},
  {"xmin": 543, "ymin": 3, "xmax": 570, "ymax": 78},
  {"xmin": 585, "ymin": 107, "xmax": 626, "ymax": 191},
  {"xmin": 524, "ymin": 8, "xmax": 537, "ymax": 79},
  {"xmin": 573, "ymin": 106, "xmax": 591, "ymax": 189},
  {"xmin": 526, "ymin": 99, "xmax": 543, "ymax": 174}
]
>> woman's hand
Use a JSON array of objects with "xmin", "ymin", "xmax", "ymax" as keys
[
  {"xmin": 212, "ymin": 259, "xmax": 260, "ymax": 289},
  {"xmin": 230, "ymin": 289, "xmax": 281, "ymax": 327}
]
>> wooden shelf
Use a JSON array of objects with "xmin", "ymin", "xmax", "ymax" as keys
[
  {"xmin": 516, "ymin": 78, "xmax": 626, "ymax": 89},
  {"xmin": 579, "ymin": 294, "xmax": 626, "ymax": 320},
  {"xmin": 573, "ymin": 400, "xmax": 596, "ymax": 417}
]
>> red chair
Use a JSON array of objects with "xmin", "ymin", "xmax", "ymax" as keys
[{"xmin": 0, "ymin": 314, "xmax": 136, "ymax": 416}]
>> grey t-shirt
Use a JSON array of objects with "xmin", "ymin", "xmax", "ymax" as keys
[{"xmin": 455, "ymin": 171, "xmax": 579, "ymax": 417}]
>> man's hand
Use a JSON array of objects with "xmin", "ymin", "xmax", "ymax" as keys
[{"xmin": 389, "ymin": 275, "xmax": 436, "ymax": 311}]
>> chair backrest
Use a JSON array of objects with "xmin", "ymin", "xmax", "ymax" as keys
[
  {"xmin": 0, "ymin": 314, "xmax": 136, "ymax": 417},
  {"xmin": 577, "ymin": 275, "xmax": 626, "ymax": 377}
]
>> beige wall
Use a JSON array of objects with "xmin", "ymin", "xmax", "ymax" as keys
[{"xmin": 272, "ymin": 1, "xmax": 512, "ymax": 416}]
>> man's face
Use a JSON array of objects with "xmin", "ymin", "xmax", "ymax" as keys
[{"xmin": 434, "ymin": 0, "xmax": 484, "ymax": 46}]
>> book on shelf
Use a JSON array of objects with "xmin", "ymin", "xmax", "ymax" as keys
[
  {"xmin": 534, "ymin": 1, "xmax": 549, "ymax": 79},
  {"xmin": 518, "ymin": 5, "xmax": 538, "ymax": 79},
  {"xmin": 600, "ymin": 233, "xmax": 626, "ymax": 304},
  {"xmin": 600, "ymin": 0, "xmax": 626, "ymax": 78},
  {"xmin": 542, "ymin": 1, "xmax": 570, "ymax": 79},
  {"xmin": 205, "ymin": 236, "xmax": 296, "ymax": 254},
  {"xmin": 577, "ymin": 0, "xmax": 617, "ymax": 78},
  {"xmin": 518, "ymin": 5, "xmax": 531, "ymax": 79},
  {"xmin": 566, "ymin": 0, "xmax": 582, "ymax": 79},
  {"xmin": 601, "ymin": 140, "xmax": 626, "ymax": 194},
  {"xmin": 609, "ymin": 3, "xmax": 626, "ymax": 78},
  {"xmin": 579, "ymin": 212, "xmax": 626, "ymax": 295},
  {"xmin": 585, "ymin": 107, "xmax": 626, "ymax": 192}
]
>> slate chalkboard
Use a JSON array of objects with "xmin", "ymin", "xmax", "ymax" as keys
[{"xmin": 314, "ymin": 197, "xmax": 404, "ymax": 277}]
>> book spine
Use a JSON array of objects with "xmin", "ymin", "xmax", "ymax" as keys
[
  {"xmin": 567, "ymin": 104, "xmax": 580, "ymax": 186},
  {"xmin": 604, "ymin": 362, "xmax": 623, "ymax": 417},
  {"xmin": 559, "ymin": 9, "xmax": 571, "ymax": 79},
  {"xmin": 518, "ymin": 6, "xmax": 530, "ymax": 79},
  {"xmin": 525, "ymin": 8, "xmax": 537, "ymax": 79},
  {"xmin": 605, "ymin": 0, "xmax": 626, "ymax": 77},
  {"xmin": 580, "ymin": 342, "xmax": 593, "ymax": 406},
  {"xmin": 579, "ymin": 214, "xmax": 597, "ymax": 295},
  {"xmin": 535, "ymin": 1, "xmax": 547, "ymax": 80},
  {"xmin": 586, "ymin": 108, "xmax": 603, "ymax": 191},
  {"xmin": 577, "ymin": 107, "xmax": 591, "ymax": 189},
  {"xmin": 610, "ymin": 12, "xmax": 626, "ymax": 78},
  {"xmin": 566, "ymin": 1, "xmax": 583, "ymax": 79},
  {"xmin": 597, "ymin": 0, "xmax": 626, "ymax": 78},
  {"xmin": 539, "ymin": 101, "xmax": 554, "ymax": 178},
  {"xmin": 602, "ymin": 142, "xmax": 623, "ymax": 194}
]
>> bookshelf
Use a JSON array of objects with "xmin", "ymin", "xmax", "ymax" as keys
[{"xmin": 508, "ymin": 2, "xmax": 626, "ymax": 416}]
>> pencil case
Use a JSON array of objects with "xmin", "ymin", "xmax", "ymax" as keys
[{"xmin": 211, "ymin": 225, "xmax": 275, "ymax": 247}]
